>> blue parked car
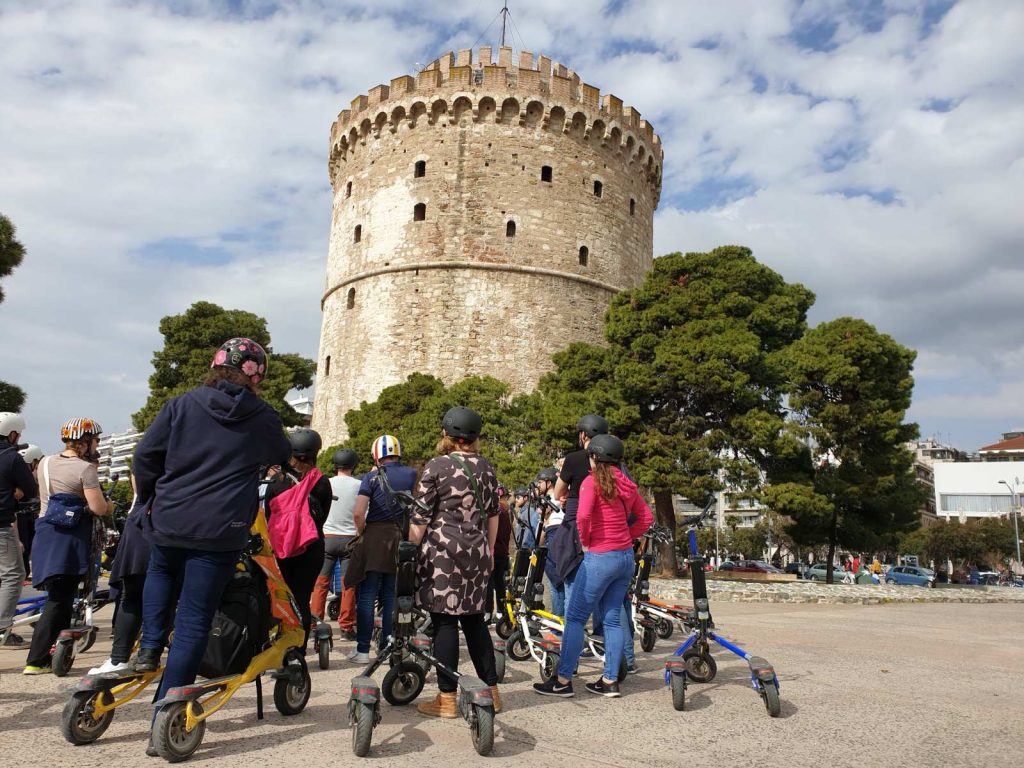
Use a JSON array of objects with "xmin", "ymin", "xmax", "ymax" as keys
[{"xmin": 885, "ymin": 565, "xmax": 936, "ymax": 588}]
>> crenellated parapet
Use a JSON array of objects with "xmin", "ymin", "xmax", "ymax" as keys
[{"xmin": 327, "ymin": 46, "xmax": 663, "ymax": 203}]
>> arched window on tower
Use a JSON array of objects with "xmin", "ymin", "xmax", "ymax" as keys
[
  {"xmin": 630, "ymin": 197, "xmax": 636, "ymax": 216},
  {"xmin": 345, "ymin": 181, "xmax": 352, "ymax": 198},
  {"xmin": 346, "ymin": 288, "xmax": 355, "ymax": 309},
  {"xmin": 506, "ymin": 220, "xmax": 516, "ymax": 238},
  {"xmin": 578, "ymin": 246, "xmax": 589, "ymax": 267},
  {"xmin": 413, "ymin": 203, "xmax": 426, "ymax": 221},
  {"xmin": 354, "ymin": 225, "xmax": 362, "ymax": 243},
  {"xmin": 324, "ymin": 355, "xmax": 331, "ymax": 376},
  {"xmin": 414, "ymin": 160, "xmax": 426, "ymax": 178},
  {"xmin": 541, "ymin": 165, "xmax": 553, "ymax": 183},
  {"xmin": 593, "ymin": 180, "xmax": 603, "ymax": 198}
]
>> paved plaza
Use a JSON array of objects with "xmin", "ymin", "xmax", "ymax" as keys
[{"xmin": 1, "ymin": 600, "xmax": 1021, "ymax": 767}]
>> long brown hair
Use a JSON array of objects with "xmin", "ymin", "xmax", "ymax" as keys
[
  {"xmin": 203, "ymin": 366, "xmax": 258, "ymax": 393},
  {"xmin": 592, "ymin": 461, "xmax": 619, "ymax": 502},
  {"xmin": 437, "ymin": 435, "xmax": 480, "ymax": 455}
]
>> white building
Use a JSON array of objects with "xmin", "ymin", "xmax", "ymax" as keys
[
  {"xmin": 97, "ymin": 428, "xmax": 143, "ymax": 484},
  {"xmin": 932, "ymin": 461, "xmax": 1024, "ymax": 521}
]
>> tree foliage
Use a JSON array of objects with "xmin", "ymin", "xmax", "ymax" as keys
[
  {"xmin": 132, "ymin": 301, "xmax": 315, "ymax": 430},
  {"xmin": 762, "ymin": 318, "xmax": 922, "ymax": 582},
  {"xmin": 1, "ymin": 214, "xmax": 27, "ymax": 407},
  {"xmin": 899, "ymin": 518, "xmax": 1018, "ymax": 567},
  {"xmin": 0, "ymin": 381, "xmax": 26, "ymax": 412}
]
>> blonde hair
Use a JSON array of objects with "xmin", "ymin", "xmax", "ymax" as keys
[
  {"xmin": 591, "ymin": 461, "xmax": 619, "ymax": 502},
  {"xmin": 437, "ymin": 435, "xmax": 481, "ymax": 455}
]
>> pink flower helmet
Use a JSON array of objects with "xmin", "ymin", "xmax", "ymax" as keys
[{"xmin": 211, "ymin": 337, "xmax": 268, "ymax": 384}]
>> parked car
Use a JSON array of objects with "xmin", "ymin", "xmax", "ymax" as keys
[
  {"xmin": 784, "ymin": 562, "xmax": 809, "ymax": 579},
  {"xmin": 885, "ymin": 565, "xmax": 936, "ymax": 587},
  {"xmin": 732, "ymin": 560, "xmax": 785, "ymax": 574},
  {"xmin": 717, "ymin": 560, "xmax": 739, "ymax": 571},
  {"xmin": 805, "ymin": 563, "xmax": 846, "ymax": 582}
]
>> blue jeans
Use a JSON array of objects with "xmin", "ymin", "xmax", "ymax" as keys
[
  {"xmin": 557, "ymin": 549, "xmax": 634, "ymax": 682},
  {"xmin": 356, "ymin": 571, "xmax": 395, "ymax": 653},
  {"xmin": 547, "ymin": 576, "xmax": 565, "ymax": 618},
  {"xmin": 621, "ymin": 601, "xmax": 636, "ymax": 666},
  {"xmin": 142, "ymin": 544, "xmax": 239, "ymax": 702}
]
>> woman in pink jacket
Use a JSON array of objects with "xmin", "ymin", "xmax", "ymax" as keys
[{"xmin": 533, "ymin": 434, "xmax": 652, "ymax": 699}]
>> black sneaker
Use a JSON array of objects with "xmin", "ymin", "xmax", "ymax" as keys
[
  {"xmin": 625, "ymin": 662, "xmax": 640, "ymax": 675},
  {"xmin": 133, "ymin": 648, "xmax": 161, "ymax": 672},
  {"xmin": 585, "ymin": 678, "xmax": 621, "ymax": 698},
  {"xmin": 0, "ymin": 631, "xmax": 27, "ymax": 648},
  {"xmin": 533, "ymin": 678, "xmax": 574, "ymax": 698}
]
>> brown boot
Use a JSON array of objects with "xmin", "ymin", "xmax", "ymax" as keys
[
  {"xmin": 417, "ymin": 691, "xmax": 458, "ymax": 718},
  {"xmin": 490, "ymin": 684, "xmax": 502, "ymax": 714}
]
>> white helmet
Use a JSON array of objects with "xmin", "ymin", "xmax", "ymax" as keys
[
  {"xmin": 0, "ymin": 412, "xmax": 26, "ymax": 439},
  {"xmin": 19, "ymin": 444, "xmax": 44, "ymax": 463}
]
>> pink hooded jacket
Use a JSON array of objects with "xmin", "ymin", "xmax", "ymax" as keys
[{"xmin": 577, "ymin": 467, "xmax": 653, "ymax": 552}]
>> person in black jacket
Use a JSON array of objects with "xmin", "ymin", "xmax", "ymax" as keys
[
  {"xmin": 264, "ymin": 428, "xmax": 332, "ymax": 651},
  {"xmin": 131, "ymin": 338, "xmax": 291, "ymax": 722},
  {"xmin": 0, "ymin": 412, "xmax": 37, "ymax": 647}
]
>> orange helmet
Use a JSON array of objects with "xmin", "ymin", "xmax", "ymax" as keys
[{"xmin": 61, "ymin": 418, "xmax": 103, "ymax": 442}]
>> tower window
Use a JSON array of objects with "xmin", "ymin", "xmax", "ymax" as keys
[
  {"xmin": 506, "ymin": 220, "xmax": 516, "ymax": 238},
  {"xmin": 541, "ymin": 165, "xmax": 553, "ymax": 183},
  {"xmin": 345, "ymin": 181, "xmax": 352, "ymax": 198},
  {"xmin": 346, "ymin": 288, "xmax": 355, "ymax": 309},
  {"xmin": 324, "ymin": 355, "xmax": 331, "ymax": 376},
  {"xmin": 413, "ymin": 203, "xmax": 426, "ymax": 221},
  {"xmin": 593, "ymin": 180, "xmax": 603, "ymax": 198},
  {"xmin": 353, "ymin": 225, "xmax": 362, "ymax": 243},
  {"xmin": 578, "ymin": 246, "xmax": 589, "ymax": 266},
  {"xmin": 630, "ymin": 197, "xmax": 636, "ymax": 216},
  {"xmin": 414, "ymin": 160, "xmax": 426, "ymax": 178}
]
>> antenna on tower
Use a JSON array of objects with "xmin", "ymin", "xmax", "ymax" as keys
[{"xmin": 500, "ymin": 1, "xmax": 510, "ymax": 47}]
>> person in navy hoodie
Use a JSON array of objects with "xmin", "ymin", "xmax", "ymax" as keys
[{"xmin": 131, "ymin": 338, "xmax": 291, "ymax": 725}]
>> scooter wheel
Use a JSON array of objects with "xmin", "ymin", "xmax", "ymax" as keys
[
  {"xmin": 382, "ymin": 660, "xmax": 426, "ymax": 706},
  {"xmin": 61, "ymin": 689, "xmax": 115, "ymax": 745},
  {"xmin": 351, "ymin": 701, "xmax": 375, "ymax": 757},
  {"xmin": 656, "ymin": 618, "xmax": 674, "ymax": 640},
  {"xmin": 540, "ymin": 651, "xmax": 560, "ymax": 682},
  {"xmin": 153, "ymin": 700, "xmax": 206, "ymax": 762},
  {"xmin": 52, "ymin": 640, "xmax": 75, "ymax": 678},
  {"xmin": 640, "ymin": 625, "xmax": 657, "ymax": 653},
  {"xmin": 494, "ymin": 615, "xmax": 513, "ymax": 639},
  {"xmin": 505, "ymin": 630, "xmax": 531, "ymax": 662},
  {"xmin": 494, "ymin": 650, "xmax": 506, "ymax": 683},
  {"xmin": 470, "ymin": 704, "xmax": 494, "ymax": 756},
  {"xmin": 327, "ymin": 599, "xmax": 340, "ymax": 621},
  {"xmin": 682, "ymin": 649, "xmax": 717, "ymax": 683},
  {"xmin": 763, "ymin": 681, "xmax": 781, "ymax": 717},
  {"xmin": 670, "ymin": 672, "xmax": 686, "ymax": 711},
  {"xmin": 274, "ymin": 653, "xmax": 311, "ymax": 715},
  {"xmin": 78, "ymin": 626, "xmax": 98, "ymax": 654},
  {"xmin": 318, "ymin": 640, "xmax": 331, "ymax": 670}
]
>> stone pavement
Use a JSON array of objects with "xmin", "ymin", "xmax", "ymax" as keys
[
  {"xmin": 652, "ymin": 577, "xmax": 1024, "ymax": 605},
  {"xmin": 2, "ymin": 601, "xmax": 1022, "ymax": 767}
]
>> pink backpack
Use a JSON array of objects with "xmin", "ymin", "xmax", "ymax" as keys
[{"xmin": 267, "ymin": 468, "xmax": 322, "ymax": 559}]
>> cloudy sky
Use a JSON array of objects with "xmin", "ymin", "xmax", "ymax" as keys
[{"xmin": 1, "ymin": 0, "xmax": 1022, "ymax": 454}]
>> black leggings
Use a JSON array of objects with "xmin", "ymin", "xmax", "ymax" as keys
[
  {"xmin": 26, "ymin": 575, "xmax": 79, "ymax": 668},
  {"xmin": 430, "ymin": 612, "xmax": 497, "ymax": 693},
  {"xmin": 278, "ymin": 538, "xmax": 325, "ymax": 649},
  {"xmin": 110, "ymin": 575, "xmax": 145, "ymax": 664},
  {"xmin": 488, "ymin": 555, "xmax": 510, "ymax": 616}
]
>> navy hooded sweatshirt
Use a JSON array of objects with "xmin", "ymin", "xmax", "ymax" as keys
[{"xmin": 133, "ymin": 380, "xmax": 292, "ymax": 552}]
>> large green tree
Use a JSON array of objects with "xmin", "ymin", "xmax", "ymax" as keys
[
  {"xmin": 532, "ymin": 246, "xmax": 815, "ymax": 574},
  {"xmin": 762, "ymin": 318, "xmax": 921, "ymax": 583},
  {"xmin": 1, "ymin": 214, "xmax": 28, "ymax": 409},
  {"xmin": 132, "ymin": 301, "xmax": 315, "ymax": 430}
]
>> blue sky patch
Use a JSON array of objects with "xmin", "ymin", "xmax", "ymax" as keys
[
  {"xmin": 922, "ymin": 97, "xmax": 960, "ymax": 113},
  {"xmin": 833, "ymin": 186, "xmax": 900, "ymax": 206},
  {"xmin": 135, "ymin": 237, "xmax": 234, "ymax": 267},
  {"xmin": 790, "ymin": 17, "xmax": 839, "ymax": 52},
  {"xmin": 669, "ymin": 175, "xmax": 759, "ymax": 212}
]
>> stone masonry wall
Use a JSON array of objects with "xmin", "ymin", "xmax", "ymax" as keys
[{"xmin": 313, "ymin": 47, "xmax": 663, "ymax": 446}]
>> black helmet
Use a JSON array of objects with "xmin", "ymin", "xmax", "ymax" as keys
[
  {"xmin": 288, "ymin": 428, "xmax": 322, "ymax": 462},
  {"xmin": 587, "ymin": 433, "xmax": 624, "ymax": 464},
  {"xmin": 332, "ymin": 448, "xmax": 357, "ymax": 470},
  {"xmin": 442, "ymin": 406, "xmax": 483, "ymax": 441},
  {"xmin": 514, "ymin": 486, "xmax": 529, "ymax": 497},
  {"xmin": 536, "ymin": 467, "xmax": 558, "ymax": 482},
  {"xmin": 576, "ymin": 414, "xmax": 609, "ymax": 438}
]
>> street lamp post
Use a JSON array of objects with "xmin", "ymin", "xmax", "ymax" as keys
[{"xmin": 998, "ymin": 479, "xmax": 1022, "ymax": 567}]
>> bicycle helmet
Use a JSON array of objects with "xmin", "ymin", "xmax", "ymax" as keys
[
  {"xmin": 288, "ymin": 428, "xmax": 322, "ymax": 462},
  {"xmin": 587, "ymin": 433, "xmax": 624, "ymax": 464},
  {"xmin": 18, "ymin": 444, "xmax": 43, "ymax": 463},
  {"xmin": 514, "ymin": 486, "xmax": 529, "ymax": 498},
  {"xmin": 442, "ymin": 406, "xmax": 483, "ymax": 442},
  {"xmin": 371, "ymin": 435, "xmax": 402, "ymax": 462},
  {"xmin": 576, "ymin": 414, "xmax": 609, "ymax": 438},
  {"xmin": 332, "ymin": 448, "xmax": 357, "ymax": 470},
  {"xmin": 211, "ymin": 337, "xmax": 268, "ymax": 385},
  {"xmin": 61, "ymin": 418, "xmax": 103, "ymax": 442},
  {"xmin": 0, "ymin": 412, "xmax": 25, "ymax": 439},
  {"xmin": 536, "ymin": 467, "xmax": 558, "ymax": 482}
]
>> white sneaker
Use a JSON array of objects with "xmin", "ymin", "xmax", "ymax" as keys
[
  {"xmin": 88, "ymin": 658, "xmax": 131, "ymax": 676},
  {"xmin": 345, "ymin": 649, "xmax": 370, "ymax": 664}
]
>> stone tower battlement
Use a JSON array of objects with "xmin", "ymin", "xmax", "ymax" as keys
[{"xmin": 312, "ymin": 46, "xmax": 663, "ymax": 446}]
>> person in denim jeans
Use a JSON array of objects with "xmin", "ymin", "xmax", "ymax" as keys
[{"xmin": 534, "ymin": 434, "xmax": 652, "ymax": 699}]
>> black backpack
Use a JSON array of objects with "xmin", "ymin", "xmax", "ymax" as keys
[{"xmin": 199, "ymin": 565, "xmax": 271, "ymax": 679}]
